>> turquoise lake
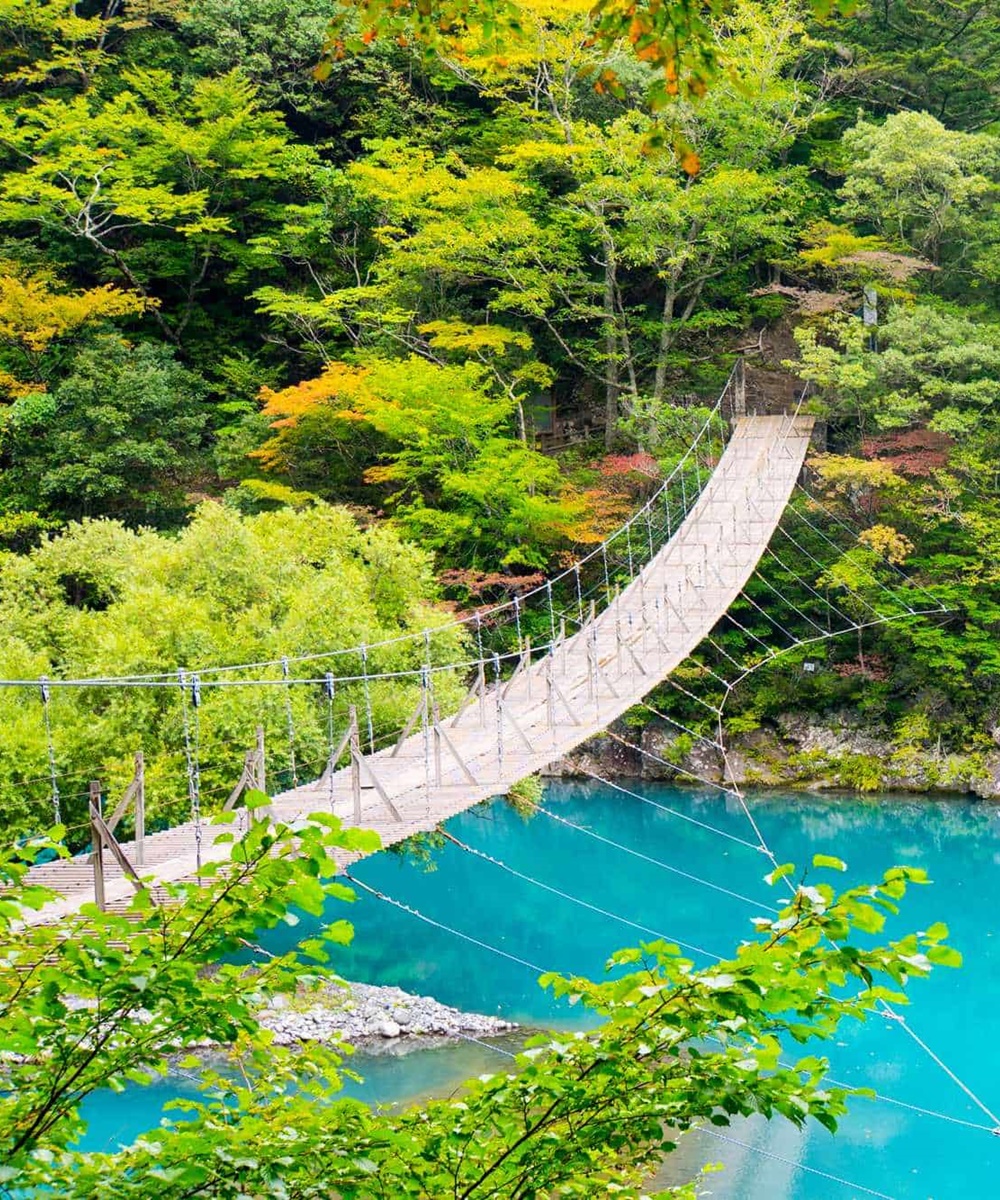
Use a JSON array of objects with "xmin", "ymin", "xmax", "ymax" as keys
[{"xmin": 80, "ymin": 780, "xmax": 1000, "ymax": 1198}]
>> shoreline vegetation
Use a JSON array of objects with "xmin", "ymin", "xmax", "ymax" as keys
[{"xmin": 551, "ymin": 714, "xmax": 1000, "ymax": 799}]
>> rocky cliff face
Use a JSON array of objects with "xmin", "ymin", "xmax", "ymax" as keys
[{"xmin": 544, "ymin": 711, "xmax": 1000, "ymax": 798}]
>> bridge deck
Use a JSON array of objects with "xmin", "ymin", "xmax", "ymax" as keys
[{"xmin": 23, "ymin": 415, "xmax": 814, "ymax": 921}]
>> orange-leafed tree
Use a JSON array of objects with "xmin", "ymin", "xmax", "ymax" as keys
[{"xmin": 257, "ymin": 355, "xmax": 602, "ymax": 570}]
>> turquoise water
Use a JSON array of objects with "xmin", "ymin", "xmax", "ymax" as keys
[{"xmin": 81, "ymin": 782, "xmax": 1000, "ymax": 1198}]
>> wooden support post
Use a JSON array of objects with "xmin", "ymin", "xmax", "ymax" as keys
[
  {"xmin": 90, "ymin": 781, "xmax": 105, "ymax": 911},
  {"xmin": 357, "ymin": 755, "xmax": 404, "ymax": 821},
  {"xmin": 133, "ymin": 751, "xmax": 144, "ymax": 866},
  {"xmin": 433, "ymin": 712, "xmax": 479, "ymax": 786},
  {"xmin": 547, "ymin": 668, "xmax": 582, "ymax": 728},
  {"xmin": 225, "ymin": 728, "xmax": 270, "ymax": 814},
  {"xmin": 101, "ymin": 752, "xmax": 145, "ymax": 865},
  {"xmin": 255, "ymin": 726, "xmax": 266, "ymax": 794},
  {"xmin": 224, "ymin": 750, "xmax": 254, "ymax": 812},
  {"xmin": 319, "ymin": 725, "xmax": 353, "ymax": 787},
  {"xmin": 349, "ymin": 705, "xmax": 362, "ymax": 823},
  {"xmin": 623, "ymin": 637, "xmax": 649, "ymax": 678},
  {"xmin": 504, "ymin": 706, "xmax": 537, "ymax": 755},
  {"xmin": 392, "ymin": 691, "xmax": 427, "ymax": 757},
  {"xmin": 449, "ymin": 663, "xmax": 486, "ymax": 729},
  {"xmin": 501, "ymin": 646, "xmax": 531, "ymax": 700},
  {"xmin": 89, "ymin": 800, "xmax": 148, "ymax": 899}
]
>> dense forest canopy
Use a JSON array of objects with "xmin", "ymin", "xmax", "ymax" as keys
[{"xmin": 1, "ymin": 0, "xmax": 999, "ymax": 802}]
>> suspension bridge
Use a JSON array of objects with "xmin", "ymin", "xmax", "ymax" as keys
[{"xmin": 18, "ymin": 388, "xmax": 815, "ymax": 919}]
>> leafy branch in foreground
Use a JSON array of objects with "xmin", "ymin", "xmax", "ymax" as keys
[
  {"xmin": 1, "ymin": 822, "xmax": 957, "ymax": 1198},
  {"xmin": 0, "ymin": 807, "xmax": 379, "ymax": 1170},
  {"xmin": 323, "ymin": 0, "xmax": 857, "ymax": 113}
]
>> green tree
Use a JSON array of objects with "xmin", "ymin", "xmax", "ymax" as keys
[
  {"xmin": 259, "ymin": 0, "xmax": 815, "ymax": 445},
  {"xmin": 0, "ymin": 0, "xmax": 116, "ymax": 93},
  {"xmin": 255, "ymin": 137, "xmax": 588, "ymax": 393},
  {"xmin": 176, "ymin": 0, "xmax": 432, "ymax": 138},
  {"xmin": 0, "ymin": 67, "xmax": 322, "ymax": 347},
  {"xmin": 257, "ymin": 355, "xmax": 597, "ymax": 569},
  {"xmin": 839, "ymin": 111, "xmax": 1000, "ymax": 270},
  {"xmin": 0, "ymin": 338, "xmax": 208, "ymax": 523},
  {"xmin": 325, "ymin": 0, "xmax": 855, "ymax": 113},
  {"xmin": 815, "ymin": 0, "xmax": 1000, "ymax": 131},
  {"xmin": 0, "ymin": 501, "xmax": 465, "ymax": 835},
  {"xmin": 0, "ymin": 265, "xmax": 146, "ymax": 397},
  {"xmin": 793, "ymin": 303, "xmax": 1000, "ymax": 446}
]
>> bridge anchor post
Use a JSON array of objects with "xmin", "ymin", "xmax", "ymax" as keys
[
  {"xmin": 349, "ymin": 705, "xmax": 362, "ymax": 823},
  {"xmin": 734, "ymin": 357, "xmax": 746, "ymax": 418},
  {"xmin": 90, "ymin": 781, "xmax": 105, "ymax": 911}
]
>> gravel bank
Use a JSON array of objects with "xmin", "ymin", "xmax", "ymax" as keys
[{"xmin": 259, "ymin": 981, "xmax": 517, "ymax": 1046}]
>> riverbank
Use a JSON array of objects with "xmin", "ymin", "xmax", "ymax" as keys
[
  {"xmin": 545, "ymin": 710, "xmax": 1000, "ymax": 797},
  {"xmin": 258, "ymin": 981, "xmax": 517, "ymax": 1047}
]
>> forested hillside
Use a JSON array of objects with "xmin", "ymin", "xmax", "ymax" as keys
[
  {"xmin": 3, "ymin": 4, "xmax": 998, "ymax": 1198},
  {"xmin": 2, "ymin": 0, "xmax": 1000, "ymax": 822}
]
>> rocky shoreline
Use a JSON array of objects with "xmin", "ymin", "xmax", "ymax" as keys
[
  {"xmin": 258, "ymin": 981, "xmax": 517, "ymax": 1047},
  {"xmin": 544, "ymin": 709, "xmax": 1000, "ymax": 798}
]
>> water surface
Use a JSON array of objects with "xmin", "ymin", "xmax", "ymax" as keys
[{"xmin": 83, "ymin": 782, "xmax": 1000, "ymax": 1198}]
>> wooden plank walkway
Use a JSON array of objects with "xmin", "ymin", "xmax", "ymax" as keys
[{"xmin": 22, "ymin": 415, "xmax": 814, "ymax": 923}]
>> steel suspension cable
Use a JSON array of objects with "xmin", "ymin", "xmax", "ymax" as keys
[
  {"xmin": 345, "ymin": 874, "xmax": 548, "ymax": 975},
  {"xmin": 579, "ymin": 759, "xmax": 765, "ymax": 853},
  {"xmin": 699, "ymin": 674, "xmax": 1000, "ymax": 1130},
  {"xmin": 531, "ymin": 803, "xmax": 777, "ymax": 912},
  {"xmin": 442, "ymin": 831, "xmax": 722, "ymax": 961},
  {"xmin": 281, "ymin": 656, "xmax": 298, "ymax": 788},
  {"xmin": 695, "ymin": 1128, "xmax": 898, "ymax": 1200},
  {"xmin": 39, "ymin": 677, "xmax": 60, "ymax": 826},
  {"xmin": 796, "ymin": 480, "xmax": 944, "ymax": 611},
  {"xmin": 178, "ymin": 670, "xmax": 203, "ymax": 874}
]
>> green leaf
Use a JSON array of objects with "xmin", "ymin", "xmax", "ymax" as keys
[
  {"xmin": 765, "ymin": 862, "xmax": 796, "ymax": 886},
  {"xmin": 927, "ymin": 945, "xmax": 963, "ymax": 968},
  {"xmin": 812, "ymin": 854, "xmax": 847, "ymax": 872}
]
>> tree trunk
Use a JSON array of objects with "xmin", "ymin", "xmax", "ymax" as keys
[
  {"xmin": 615, "ymin": 282, "xmax": 639, "ymax": 400},
  {"xmin": 516, "ymin": 399, "xmax": 528, "ymax": 448},
  {"xmin": 654, "ymin": 217, "xmax": 704, "ymax": 402},
  {"xmin": 654, "ymin": 276, "xmax": 709, "ymax": 402},
  {"xmin": 652, "ymin": 284, "xmax": 677, "ymax": 404},
  {"xmin": 603, "ymin": 237, "xmax": 619, "ymax": 450}
]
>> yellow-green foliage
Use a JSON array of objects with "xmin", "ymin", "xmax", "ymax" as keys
[{"xmin": 0, "ymin": 502, "xmax": 467, "ymax": 836}]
